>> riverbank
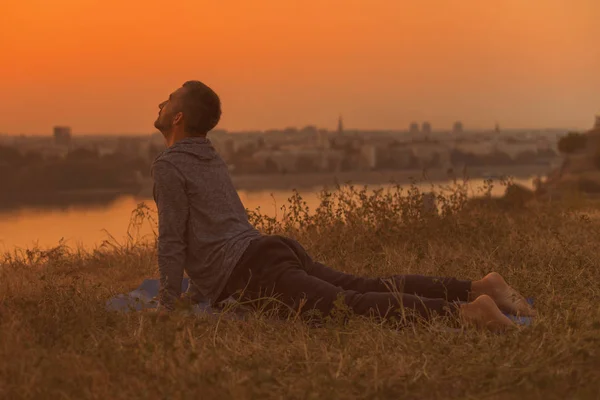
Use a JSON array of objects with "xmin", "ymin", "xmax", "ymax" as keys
[
  {"xmin": 137, "ymin": 164, "xmax": 551, "ymax": 196},
  {"xmin": 0, "ymin": 187, "xmax": 141, "ymax": 212},
  {"xmin": 0, "ymin": 177, "xmax": 537, "ymax": 251},
  {"xmin": 0, "ymin": 165, "xmax": 550, "ymax": 212}
]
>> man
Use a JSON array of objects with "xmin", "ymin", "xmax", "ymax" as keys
[{"xmin": 152, "ymin": 81, "xmax": 536, "ymax": 331}]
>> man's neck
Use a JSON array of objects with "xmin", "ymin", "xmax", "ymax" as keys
[{"xmin": 166, "ymin": 132, "xmax": 207, "ymax": 147}]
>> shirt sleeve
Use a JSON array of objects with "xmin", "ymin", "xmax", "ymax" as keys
[{"xmin": 152, "ymin": 159, "xmax": 189, "ymax": 311}]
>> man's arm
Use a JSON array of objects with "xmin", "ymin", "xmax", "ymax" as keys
[{"xmin": 152, "ymin": 159, "xmax": 189, "ymax": 311}]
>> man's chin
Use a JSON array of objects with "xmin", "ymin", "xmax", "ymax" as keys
[{"xmin": 154, "ymin": 122, "xmax": 168, "ymax": 136}]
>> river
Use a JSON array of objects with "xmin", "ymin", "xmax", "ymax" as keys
[{"xmin": 0, "ymin": 177, "xmax": 535, "ymax": 252}]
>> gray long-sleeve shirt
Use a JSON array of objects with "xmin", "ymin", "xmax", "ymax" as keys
[{"xmin": 151, "ymin": 136, "xmax": 261, "ymax": 310}]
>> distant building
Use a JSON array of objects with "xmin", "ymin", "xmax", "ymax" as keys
[
  {"xmin": 454, "ymin": 141, "xmax": 495, "ymax": 156},
  {"xmin": 421, "ymin": 122, "xmax": 432, "ymax": 134},
  {"xmin": 337, "ymin": 116, "xmax": 344, "ymax": 134},
  {"xmin": 316, "ymin": 129, "xmax": 330, "ymax": 149},
  {"xmin": 380, "ymin": 145, "xmax": 415, "ymax": 169},
  {"xmin": 595, "ymin": 115, "xmax": 600, "ymax": 131},
  {"xmin": 39, "ymin": 146, "xmax": 70, "ymax": 159},
  {"xmin": 495, "ymin": 123, "xmax": 501, "ymax": 133},
  {"xmin": 453, "ymin": 121, "xmax": 464, "ymax": 134},
  {"xmin": 253, "ymin": 148, "xmax": 323, "ymax": 174},
  {"xmin": 360, "ymin": 145, "xmax": 377, "ymax": 170},
  {"xmin": 409, "ymin": 122, "xmax": 420, "ymax": 134},
  {"xmin": 53, "ymin": 126, "xmax": 72, "ymax": 146},
  {"xmin": 300, "ymin": 125, "xmax": 318, "ymax": 135},
  {"xmin": 412, "ymin": 142, "xmax": 451, "ymax": 169},
  {"xmin": 116, "ymin": 136, "xmax": 144, "ymax": 157},
  {"xmin": 493, "ymin": 141, "xmax": 539, "ymax": 160}
]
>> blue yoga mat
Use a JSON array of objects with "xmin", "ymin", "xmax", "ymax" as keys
[
  {"xmin": 106, "ymin": 279, "xmax": 534, "ymax": 326},
  {"xmin": 505, "ymin": 299, "xmax": 534, "ymax": 325},
  {"xmin": 106, "ymin": 278, "xmax": 220, "ymax": 315}
]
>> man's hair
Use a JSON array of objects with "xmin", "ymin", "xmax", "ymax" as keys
[{"xmin": 179, "ymin": 80, "xmax": 222, "ymax": 136}]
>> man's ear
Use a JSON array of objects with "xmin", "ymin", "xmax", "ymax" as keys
[{"xmin": 173, "ymin": 112, "xmax": 184, "ymax": 126}]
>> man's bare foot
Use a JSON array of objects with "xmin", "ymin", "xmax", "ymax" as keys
[
  {"xmin": 470, "ymin": 272, "xmax": 536, "ymax": 317},
  {"xmin": 459, "ymin": 295, "xmax": 516, "ymax": 332}
]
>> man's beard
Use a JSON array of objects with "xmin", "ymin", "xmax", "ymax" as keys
[{"xmin": 154, "ymin": 116, "xmax": 172, "ymax": 138}]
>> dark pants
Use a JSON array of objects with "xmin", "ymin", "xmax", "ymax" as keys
[{"xmin": 217, "ymin": 235, "xmax": 471, "ymax": 322}]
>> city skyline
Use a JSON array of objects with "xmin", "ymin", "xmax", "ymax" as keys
[
  {"xmin": 1, "ymin": 0, "xmax": 599, "ymax": 135},
  {"xmin": 0, "ymin": 118, "xmax": 587, "ymax": 137}
]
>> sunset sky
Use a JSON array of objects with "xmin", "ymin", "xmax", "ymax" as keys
[{"xmin": 1, "ymin": 0, "xmax": 599, "ymax": 135}]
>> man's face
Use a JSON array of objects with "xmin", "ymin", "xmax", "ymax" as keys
[{"xmin": 154, "ymin": 88, "xmax": 184, "ymax": 137}]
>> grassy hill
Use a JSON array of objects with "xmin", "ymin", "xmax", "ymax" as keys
[{"xmin": 1, "ymin": 183, "xmax": 599, "ymax": 399}]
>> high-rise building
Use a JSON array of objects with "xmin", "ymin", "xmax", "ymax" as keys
[
  {"xmin": 421, "ymin": 122, "xmax": 432, "ymax": 134},
  {"xmin": 337, "ymin": 115, "xmax": 344, "ymax": 134},
  {"xmin": 453, "ymin": 121, "xmax": 464, "ymax": 134},
  {"xmin": 409, "ymin": 122, "xmax": 419, "ymax": 134},
  {"xmin": 53, "ymin": 126, "xmax": 72, "ymax": 146},
  {"xmin": 595, "ymin": 115, "xmax": 600, "ymax": 130}
]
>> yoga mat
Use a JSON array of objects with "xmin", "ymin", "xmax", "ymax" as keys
[
  {"xmin": 106, "ymin": 278, "xmax": 224, "ymax": 315},
  {"xmin": 106, "ymin": 279, "xmax": 534, "ymax": 326},
  {"xmin": 505, "ymin": 298, "xmax": 534, "ymax": 326}
]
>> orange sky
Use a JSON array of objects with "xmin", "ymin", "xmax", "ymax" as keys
[{"xmin": 1, "ymin": 0, "xmax": 599, "ymax": 135}]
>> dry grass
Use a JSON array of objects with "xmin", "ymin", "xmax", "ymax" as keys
[{"xmin": 1, "ymin": 182, "xmax": 599, "ymax": 399}]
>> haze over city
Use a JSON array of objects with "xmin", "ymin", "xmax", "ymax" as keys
[{"xmin": 1, "ymin": 0, "xmax": 599, "ymax": 135}]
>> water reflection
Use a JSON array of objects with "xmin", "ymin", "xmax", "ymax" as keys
[{"xmin": 0, "ymin": 179, "xmax": 533, "ymax": 251}]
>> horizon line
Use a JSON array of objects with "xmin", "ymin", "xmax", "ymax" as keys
[{"xmin": 0, "ymin": 126, "xmax": 583, "ymax": 137}]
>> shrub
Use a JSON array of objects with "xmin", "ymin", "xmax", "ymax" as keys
[{"xmin": 558, "ymin": 132, "xmax": 587, "ymax": 154}]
